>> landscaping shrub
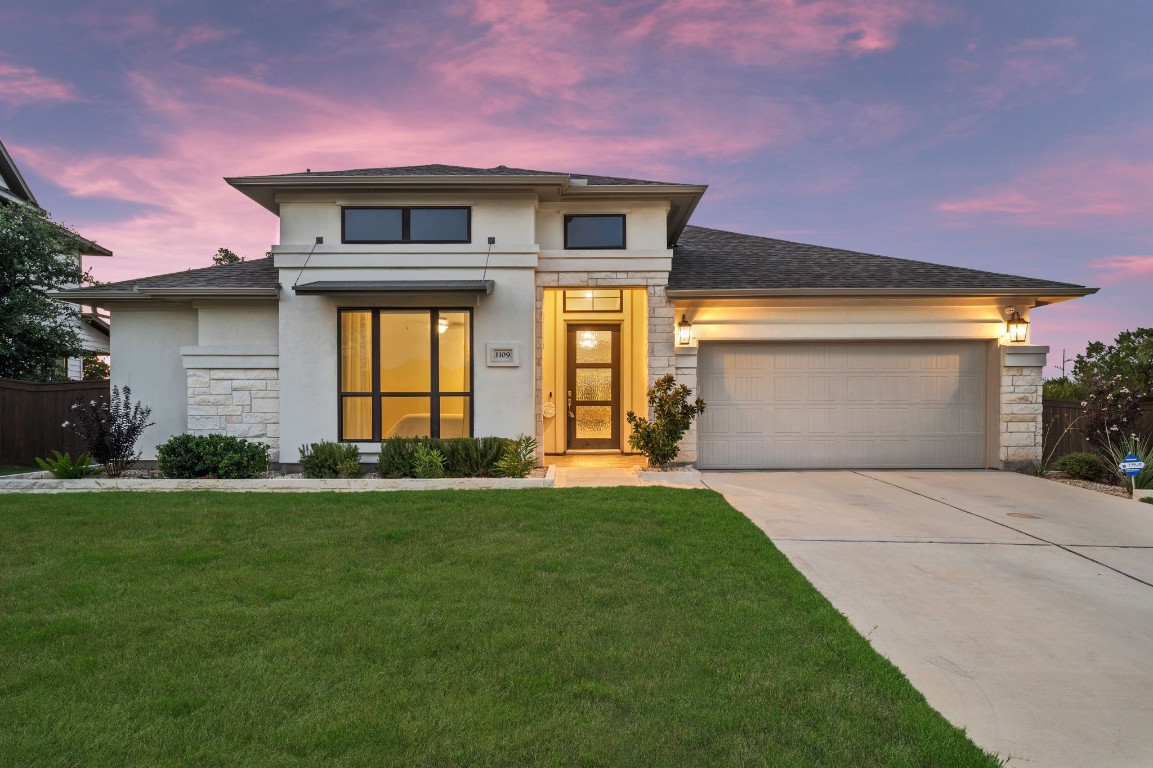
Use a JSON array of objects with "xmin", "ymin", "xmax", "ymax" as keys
[
  {"xmin": 34, "ymin": 450, "xmax": 101, "ymax": 479},
  {"xmin": 1055, "ymin": 452, "xmax": 1105, "ymax": 482},
  {"xmin": 299, "ymin": 441, "xmax": 362, "ymax": 478},
  {"xmin": 378, "ymin": 436, "xmax": 511, "ymax": 478},
  {"xmin": 156, "ymin": 433, "xmax": 269, "ymax": 479},
  {"xmin": 412, "ymin": 443, "xmax": 447, "ymax": 478},
  {"xmin": 495, "ymin": 434, "xmax": 537, "ymax": 478},
  {"xmin": 1142, "ymin": 497, "xmax": 1153, "ymax": 505},
  {"xmin": 377, "ymin": 438, "xmax": 417, "ymax": 478},
  {"xmin": 626, "ymin": 374, "xmax": 706, "ymax": 468},
  {"xmin": 1099, "ymin": 433, "xmax": 1153, "ymax": 490},
  {"xmin": 63, "ymin": 385, "xmax": 153, "ymax": 477}
]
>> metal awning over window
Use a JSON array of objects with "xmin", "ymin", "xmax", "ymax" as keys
[{"xmin": 292, "ymin": 280, "xmax": 494, "ymax": 295}]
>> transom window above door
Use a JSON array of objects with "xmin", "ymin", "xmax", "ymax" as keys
[
  {"xmin": 563, "ymin": 289, "xmax": 623, "ymax": 312},
  {"xmin": 564, "ymin": 214, "xmax": 625, "ymax": 249},
  {"xmin": 339, "ymin": 308, "xmax": 472, "ymax": 441},
  {"xmin": 342, "ymin": 207, "xmax": 471, "ymax": 244}
]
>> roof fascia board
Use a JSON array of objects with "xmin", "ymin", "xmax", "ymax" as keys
[{"xmin": 667, "ymin": 287, "xmax": 1099, "ymax": 300}]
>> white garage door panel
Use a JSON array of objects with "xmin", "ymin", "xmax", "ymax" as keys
[{"xmin": 698, "ymin": 342, "xmax": 987, "ymax": 469}]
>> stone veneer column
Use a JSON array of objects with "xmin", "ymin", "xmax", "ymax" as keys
[
  {"xmin": 673, "ymin": 346, "xmax": 700, "ymax": 465},
  {"xmin": 999, "ymin": 345, "xmax": 1048, "ymax": 469},
  {"xmin": 186, "ymin": 368, "xmax": 280, "ymax": 462}
]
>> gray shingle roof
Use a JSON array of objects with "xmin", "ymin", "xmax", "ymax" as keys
[
  {"xmin": 59, "ymin": 256, "xmax": 278, "ymax": 296},
  {"xmin": 264, "ymin": 164, "xmax": 684, "ymax": 186},
  {"xmin": 669, "ymin": 226, "xmax": 1094, "ymax": 295}
]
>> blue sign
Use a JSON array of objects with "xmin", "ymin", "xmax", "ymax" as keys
[{"xmin": 1119, "ymin": 452, "xmax": 1146, "ymax": 478}]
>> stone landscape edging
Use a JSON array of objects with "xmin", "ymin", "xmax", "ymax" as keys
[{"xmin": 0, "ymin": 465, "xmax": 556, "ymax": 493}]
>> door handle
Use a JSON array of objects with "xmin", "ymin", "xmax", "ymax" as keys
[{"xmin": 567, "ymin": 390, "xmax": 574, "ymax": 418}]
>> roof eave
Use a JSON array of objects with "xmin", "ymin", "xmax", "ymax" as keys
[
  {"xmin": 225, "ymin": 174, "xmax": 708, "ymax": 218},
  {"xmin": 666, "ymin": 286, "xmax": 1100, "ymax": 301},
  {"xmin": 226, "ymin": 174, "xmax": 580, "ymax": 214},
  {"xmin": 50, "ymin": 286, "xmax": 280, "ymax": 305}
]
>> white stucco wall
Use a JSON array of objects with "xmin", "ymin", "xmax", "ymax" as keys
[
  {"xmin": 279, "ymin": 195, "xmax": 539, "ymax": 249},
  {"xmin": 276, "ymin": 265, "xmax": 537, "ymax": 464},
  {"xmin": 197, "ymin": 305, "xmax": 278, "ymax": 346},
  {"xmin": 108, "ymin": 307, "xmax": 198, "ymax": 459}
]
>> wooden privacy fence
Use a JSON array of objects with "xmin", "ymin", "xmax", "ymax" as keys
[
  {"xmin": 1043, "ymin": 399, "xmax": 1153, "ymax": 460},
  {"xmin": 0, "ymin": 379, "xmax": 110, "ymax": 466}
]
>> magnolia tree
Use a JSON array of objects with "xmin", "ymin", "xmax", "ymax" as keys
[
  {"xmin": 626, "ymin": 374, "xmax": 706, "ymax": 468},
  {"xmin": 0, "ymin": 204, "xmax": 87, "ymax": 380}
]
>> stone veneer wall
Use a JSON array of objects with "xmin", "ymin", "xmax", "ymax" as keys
[
  {"xmin": 535, "ymin": 271, "xmax": 676, "ymax": 459},
  {"xmin": 999, "ymin": 355, "xmax": 1045, "ymax": 469},
  {"xmin": 186, "ymin": 368, "xmax": 280, "ymax": 462}
]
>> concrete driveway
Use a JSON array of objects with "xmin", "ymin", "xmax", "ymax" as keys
[{"xmin": 703, "ymin": 470, "xmax": 1153, "ymax": 768}]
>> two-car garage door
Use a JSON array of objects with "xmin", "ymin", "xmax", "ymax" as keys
[{"xmin": 697, "ymin": 341, "xmax": 988, "ymax": 469}]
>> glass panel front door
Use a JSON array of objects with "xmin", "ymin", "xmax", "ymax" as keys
[{"xmin": 567, "ymin": 325, "xmax": 620, "ymax": 450}]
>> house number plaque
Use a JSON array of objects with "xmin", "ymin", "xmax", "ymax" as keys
[{"xmin": 486, "ymin": 343, "xmax": 520, "ymax": 367}]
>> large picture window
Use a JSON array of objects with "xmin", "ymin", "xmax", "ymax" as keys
[
  {"xmin": 564, "ymin": 214, "xmax": 626, "ymax": 249},
  {"xmin": 342, "ymin": 207, "xmax": 471, "ymax": 244},
  {"xmin": 339, "ymin": 308, "xmax": 472, "ymax": 440}
]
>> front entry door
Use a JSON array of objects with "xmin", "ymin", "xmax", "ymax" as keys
[{"xmin": 566, "ymin": 324, "xmax": 621, "ymax": 450}]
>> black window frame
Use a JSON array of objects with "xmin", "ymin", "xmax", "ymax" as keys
[
  {"xmin": 562, "ymin": 289, "xmax": 624, "ymax": 313},
  {"xmin": 341, "ymin": 206, "xmax": 472, "ymax": 244},
  {"xmin": 337, "ymin": 307, "xmax": 474, "ymax": 442},
  {"xmin": 563, "ymin": 214, "xmax": 626, "ymax": 250}
]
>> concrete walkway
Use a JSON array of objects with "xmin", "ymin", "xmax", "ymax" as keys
[{"xmin": 703, "ymin": 470, "xmax": 1153, "ymax": 768}]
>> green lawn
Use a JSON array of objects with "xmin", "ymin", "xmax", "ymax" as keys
[
  {"xmin": 0, "ymin": 466, "xmax": 34, "ymax": 476},
  {"xmin": 0, "ymin": 489, "xmax": 998, "ymax": 767}
]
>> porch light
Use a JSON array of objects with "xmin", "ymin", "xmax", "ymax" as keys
[
  {"xmin": 677, "ymin": 314, "xmax": 693, "ymax": 346},
  {"xmin": 438, "ymin": 316, "xmax": 449, "ymax": 334},
  {"xmin": 1005, "ymin": 309, "xmax": 1028, "ymax": 343}
]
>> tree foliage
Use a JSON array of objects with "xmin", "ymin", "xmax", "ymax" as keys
[
  {"xmin": 0, "ymin": 204, "xmax": 85, "ymax": 380},
  {"xmin": 1072, "ymin": 328, "xmax": 1153, "ymax": 449},
  {"xmin": 212, "ymin": 247, "xmax": 245, "ymax": 266}
]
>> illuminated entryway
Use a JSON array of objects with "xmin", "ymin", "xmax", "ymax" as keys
[{"xmin": 540, "ymin": 288, "xmax": 648, "ymax": 454}]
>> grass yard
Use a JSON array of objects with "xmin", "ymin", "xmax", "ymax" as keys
[
  {"xmin": 0, "ymin": 489, "xmax": 998, "ymax": 767},
  {"xmin": 0, "ymin": 466, "xmax": 34, "ymax": 476}
]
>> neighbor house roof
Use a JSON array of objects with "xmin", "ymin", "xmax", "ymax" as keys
[
  {"xmin": 1, "ymin": 138, "xmax": 112, "ymax": 256},
  {"xmin": 0, "ymin": 138, "xmax": 37, "ymax": 206},
  {"xmin": 668, "ymin": 226, "xmax": 1097, "ymax": 303},
  {"xmin": 51, "ymin": 256, "xmax": 278, "ymax": 305}
]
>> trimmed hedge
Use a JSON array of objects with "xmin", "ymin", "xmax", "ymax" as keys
[
  {"xmin": 299, "ymin": 441, "xmax": 362, "ymax": 478},
  {"xmin": 379, "ymin": 437, "xmax": 511, "ymax": 478},
  {"xmin": 157, "ymin": 434, "xmax": 269, "ymax": 479}
]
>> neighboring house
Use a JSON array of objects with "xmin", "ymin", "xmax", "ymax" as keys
[
  {"xmin": 0, "ymin": 138, "xmax": 113, "ymax": 379},
  {"xmin": 54, "ymin": 164, "xmax": 1096, "ymax": 469}
]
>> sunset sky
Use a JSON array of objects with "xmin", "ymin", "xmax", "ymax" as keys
[{"xmin": 2, "ymin": 0, "xmax": 1150, "ymax": 369}]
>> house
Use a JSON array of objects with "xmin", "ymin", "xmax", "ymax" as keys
[
  {"xmin": 1, "ymin": 137, "xmax": 113, "ymax": 379},
  {"xmin": 54, "ymin": 164, "xmax": 1096, "ymax": 470}
]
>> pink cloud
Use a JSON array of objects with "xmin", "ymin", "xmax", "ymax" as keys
[
  {"xmin": 0, "ymin": 62, "xmax": 77, "ymax": 105},
  {"xmin": 1089, "ymin": 255, "xmax": 1153, "ymax": 283},
  {"xmin": 629, "ymin": 0, "xmax": 944, "ymax": 66},
  {"xmin": 935, "ymin": 146, "xmax": 1153, "ymax": 227}
]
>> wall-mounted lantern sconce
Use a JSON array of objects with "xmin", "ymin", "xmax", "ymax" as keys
[
  {"xmin": 1005, "ymin": 307, "xmax": 1028, "ymax": 343},
  {"xmin": 438, "ymin": 316, "xmax": 449, "ymax": 334},
  {"xmin": 677, "ymin": 314, "xmax": 693, "ymax": 346}
]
